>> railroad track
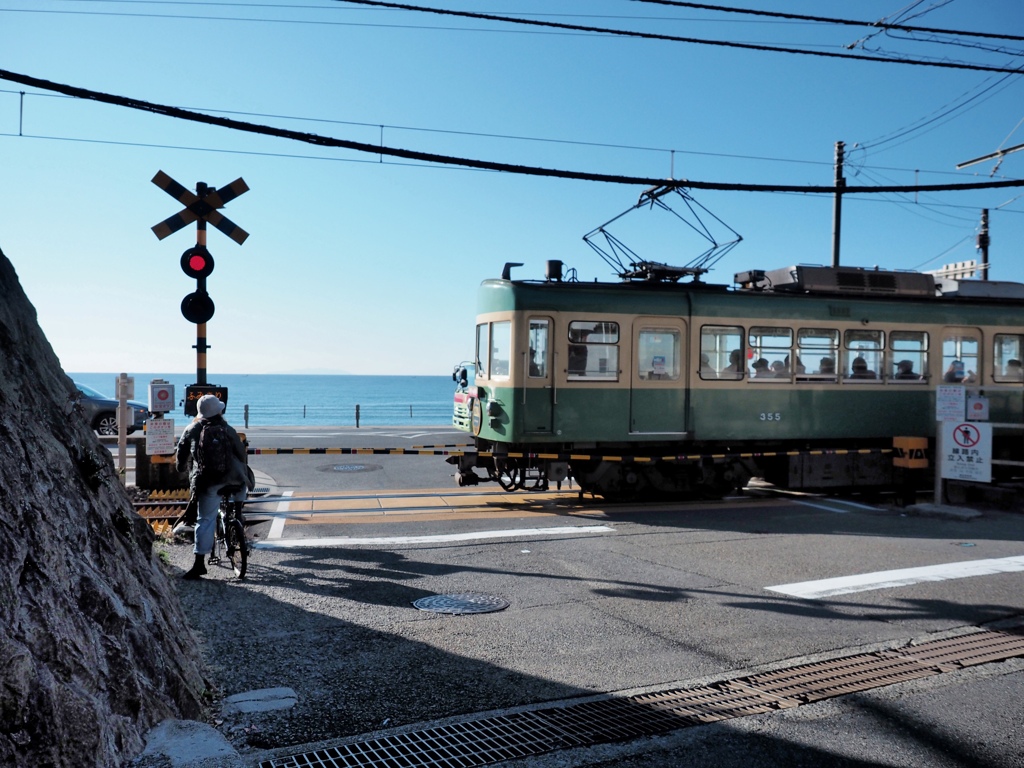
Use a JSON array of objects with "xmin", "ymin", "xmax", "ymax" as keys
[{"xmin": 133, "ymin": 490, "xmax": 190, "ymax": 534}]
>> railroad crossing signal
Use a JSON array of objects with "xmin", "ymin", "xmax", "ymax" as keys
[
  {"xmin": 151, "ymin": 171, "xmax": 250, "ymax": 244},
  {"xmin": 179, "ymin": 244, "xmax": 217, "ymax": 323},
  {"xmin": 150, "ymin": 171, "xmax": 249, "ymax": 388}
]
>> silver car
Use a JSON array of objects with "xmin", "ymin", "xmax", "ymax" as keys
[{"xmin": 74, "ymin": 382, "xmax": 149, "ymax": 435}]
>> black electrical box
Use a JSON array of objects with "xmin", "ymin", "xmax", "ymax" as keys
[{"xmin": 183, "ymin": 384, "xmax": 229, "ymax": 417}]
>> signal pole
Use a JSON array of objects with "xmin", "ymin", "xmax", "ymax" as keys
[
  {"xmin": 191, "ymin": 181, "xmax": 214, "ymax": 386},
  {"xmin": 195, "ymin": 198, "xmax": 209, "ymax": 386}
]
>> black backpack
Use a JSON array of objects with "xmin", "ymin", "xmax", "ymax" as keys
[{"xmin": 196, "ymin": 420, "xmax": 232, "ymax": 480}]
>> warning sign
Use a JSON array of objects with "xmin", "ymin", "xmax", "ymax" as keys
[
  {"xmin": 940, "ymin": 421, "xmax": 992, "ymax": 482},
  {"xmin": 146, "ymin": 417, "xmax": 176, "ymax": 456},
  {"xmin": 935, "ymin": 385, "xmax": 965, "ymax": 422}
]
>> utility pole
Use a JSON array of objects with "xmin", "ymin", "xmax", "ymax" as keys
[
  {"xmin": 831, "ymin": 141, "xmax": 845, "ymax": 268},
  {"xmin": 978, "ymin": 208, "xmax": 990, "ymax": 280}
]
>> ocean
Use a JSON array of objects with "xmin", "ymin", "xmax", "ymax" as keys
[{"xmin": 68, "ymin": 373, "xmax": 456, "ymax": 427}]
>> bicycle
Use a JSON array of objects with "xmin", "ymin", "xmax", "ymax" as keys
[{"xmin": 207, "ymin": 485, "xmax": 249, "ymax": 579}]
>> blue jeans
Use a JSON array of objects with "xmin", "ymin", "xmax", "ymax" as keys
[{"xmin": 194, "ymin": 482, "xmax": 248, "ymax": 556}]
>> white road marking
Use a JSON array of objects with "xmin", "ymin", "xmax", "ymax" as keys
[
  {"xmin": 794, "ymin": 500, "xmax": 850, "ymax": 514},
  {"xmin": 253, "ymin": 524, "xmax": 614, "ymax": 549},
  {"xmin": 767, "ymin": 555, "xmax": 1024, "ymax": 599},
  {"xmin": 267, "ymin": 491, "xmax": 293, "ymax": 540}
]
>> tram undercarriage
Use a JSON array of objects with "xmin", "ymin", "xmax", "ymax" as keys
[{"xmin": 448, "ymin": 440, "xmax": 910, "ymax": 500}]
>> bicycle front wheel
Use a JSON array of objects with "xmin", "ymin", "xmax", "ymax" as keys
[{"xmin": 225, "ymin": 517, "xmax": 248, "ymax": 579}]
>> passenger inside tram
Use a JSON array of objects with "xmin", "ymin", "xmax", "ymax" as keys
[
  {"xmin": 895, "ymin": 359, "xmax": 921, "ymax": 380},
  {"xmin": 850, "ymin": 357, "xmax": 877, "ymax": 379}
]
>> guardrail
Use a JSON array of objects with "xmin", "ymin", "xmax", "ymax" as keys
[{"xmin": 241, "ymin": 403, "xmax": 452, "ymax": 428}]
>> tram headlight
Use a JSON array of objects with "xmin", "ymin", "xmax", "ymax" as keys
[{"xmin": 486, "ymin": 400, "xmax": 502, "ymax": 417}]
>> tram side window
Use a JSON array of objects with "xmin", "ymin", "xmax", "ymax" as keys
[
  {"xmin": 994, "ymin": 334, "xmax": 1024, "ymax": 382},
  {"xmin": 942, "ymin": 331, "xmax": 979, "ymax": 384},
  {"xmin": 748, "ymin": 327, "xmax": 793, "ymax": 380},
  {"xmin": 700, "ymin": 325, "xmax": 743, "ymax": 380},
  {"xmin": 528, "ymin": 319, "xmax": 549, "ymax": 378},
  {"xmin": 844, "ymin": 329, "xmax": 883, "ymax": 382},
  {"xmin": 475, "ymin": 323, "xmax": 489, "ymax": 379},
  {"xmin": 797, "ymin": 328, "xmax": 839, "ymax": 381},
  {"xmin": 490, "ymin": 321, "xmax": 511, "ymax": 379},
  {"xmin": 890, "ymin": 331, "xmax": 928, "ymax": 383},
  {"xmin": 637, "ymin": 328, "xmax": 680, "ymax": 381},
  {"xmin": 568, "ymin": 321, "xmax": 619, "ymax": 380}
]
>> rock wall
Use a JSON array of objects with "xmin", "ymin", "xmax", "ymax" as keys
[{"xmin": 0, "ymin": 248, "xmax": 209, "ymax": 767}]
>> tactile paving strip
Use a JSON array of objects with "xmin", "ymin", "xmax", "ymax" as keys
[{"xmin": 258, "ymin": 628, "xmax": 1024, "ymax": 768}]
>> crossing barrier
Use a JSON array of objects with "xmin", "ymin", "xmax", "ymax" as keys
[{"xmin": 248, "ymin": 446, "xmax": 894, "ymax": 463}]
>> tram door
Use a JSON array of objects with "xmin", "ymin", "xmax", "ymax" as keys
[
  {"xmin": 522, "ymin": 317, "xmax": 554, "ymax": 433},
  {"xmin": 630, "ymin": 319, "xmax": 688, "ymax": 435}
]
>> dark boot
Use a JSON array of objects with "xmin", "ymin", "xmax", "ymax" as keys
[{"xmin": 183, "ymin": 554, "xmax": 207, "ymax": 580}]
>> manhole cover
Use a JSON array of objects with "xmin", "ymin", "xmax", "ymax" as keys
[
  {"xmin": 318, "ymin": 463, "xmax": 382, "ymax": 473},
  {"xmin": 412, "ymin": 593, "xmax": 509, "ymax": 615}
]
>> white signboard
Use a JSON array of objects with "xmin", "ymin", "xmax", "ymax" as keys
[
  {"xmin": 149, "ymin": 380, "xmax": 175, "ymax": 413},
  {"xmin": 935, "ymin": 385, "xmax": 965, "ymax": 423},
  {"xmin": 940, "ymin": 421, "xmax": 992, "ymax": 482},
  {"xmin": 966, "ymin": 395, "xmax": 990, "ymax": 421},
  {"xmin": 145, "ymin": 417, "xmax": 176, "ymax": 456}
]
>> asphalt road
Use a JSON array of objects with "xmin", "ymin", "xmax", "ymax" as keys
[
  {"xmin": 149, "ymin": 426, "xmax": 1024, "ymax": 768},
  {"xmin": 243, "ymin": 424, "xmax": 465, "ymax": 495}
]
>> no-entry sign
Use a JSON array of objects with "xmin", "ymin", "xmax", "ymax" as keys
[{"xmin": 940, "ymin": 421, "xmax": 992, "ymax": 482}]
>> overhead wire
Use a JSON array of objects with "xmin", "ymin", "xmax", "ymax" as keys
[
  {"xmin": 630, "ymin": 0, "xmax": 1024, "ymax": 43},
  {"xmin": 8, "ymin": 84, "xmax": 1012, "ymax": 191},
  {"xmin": 325, "ymin": 0, "xmax": 1024, "ymax": 74},
  {"xmin": 851, "ymin": 70, "xmax": 1021, "ymax": 153},
  {"xmin": 1, "ymin": 67, "xmax": 1022, "ymax": 196},
  {"xmin": 0, "ymin": 85, "xmax": 835, "ymax": 173}
]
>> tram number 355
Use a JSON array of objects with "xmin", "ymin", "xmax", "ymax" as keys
[{"xmin": 759, "ymin": 412, "xmax": 782, "ymax": 421}]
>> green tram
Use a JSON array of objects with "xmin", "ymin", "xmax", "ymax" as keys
[{"xmin": 449, "ymin": 262, "xmax": 1024, "ymax": 498}]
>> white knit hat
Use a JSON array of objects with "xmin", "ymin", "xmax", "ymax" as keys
[{"xmin": 197, "ymin": 394, "xmax": 225, "ymax": 418}]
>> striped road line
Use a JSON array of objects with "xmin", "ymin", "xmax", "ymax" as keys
[
  {"xmin": 253, "ymin": 524, "xmax": 614, "ymax": 550},
  {"xmin": 767, "ymin": 555, "xmax": 1024, "ymax": 599},
  {"xmin": 267, "ymin": 490, "xmax": 293, "ymax": 540}
]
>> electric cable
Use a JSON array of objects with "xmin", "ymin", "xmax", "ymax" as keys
[
  {"xmin": 329, "ymin": 0, "xmax": 1024, "ymax": 74},
  {"xmin": 1, "ymin": 66, "xmax": 1022, "ymax": 195}
]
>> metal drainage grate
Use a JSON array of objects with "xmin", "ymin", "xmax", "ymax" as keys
[
  {"xmin": 412, "ymin": 593, "xmax": 510, "ymax": 615},
  {"xmin": 258, "ymin": 628, "xmax": 1024, "ymax": 768}
]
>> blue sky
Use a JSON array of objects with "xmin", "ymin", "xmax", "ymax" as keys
[{"xmin": 2, "ymin": 0, "xmax": 1023, "ymax": 378}]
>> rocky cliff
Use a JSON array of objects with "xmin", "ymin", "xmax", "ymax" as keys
[{"xmin": 0, "ymin": 247, "xmax": 209, "ymax": 767}]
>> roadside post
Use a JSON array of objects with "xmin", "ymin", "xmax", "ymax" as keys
[
  {"xmin": 139, "ymin": 378, "xmax": 183, "ymax": 490},
  {"xmin": 146, "ymin": 379, "xmax": 176, "ymax": 456},
  {"xmin": 150, "ymin": 171, "xmax": 249, "ymax": 415},
  {"xmin": 115, "ymin": 373, "xmax": 134, "ymax": 483}
]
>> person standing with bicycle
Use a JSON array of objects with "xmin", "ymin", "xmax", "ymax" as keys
[{"xmin": 175, "ymin": 394, "xmax": 251, "ymax": 580}]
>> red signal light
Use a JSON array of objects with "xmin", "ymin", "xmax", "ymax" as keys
[{"xmin": 180, "ymin": 246, "xmax": 214, "ymax": 279}]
